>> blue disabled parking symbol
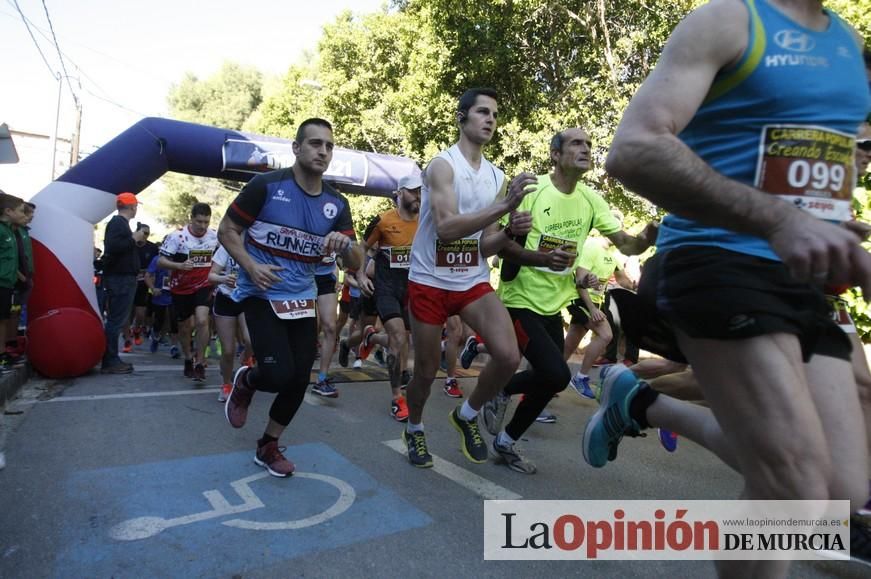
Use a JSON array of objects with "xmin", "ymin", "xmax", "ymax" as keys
[{"xmin": 55, "ymin": 443, "xmax": 431, "ymax": 576}]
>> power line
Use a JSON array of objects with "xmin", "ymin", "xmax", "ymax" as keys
[
  {"xmin": 10, "ymin": 0, "xmax": 58, "ymax": 79},
  {"xmin": 40, "ymin": 0, "xmax": 79, "ymax": 107}
]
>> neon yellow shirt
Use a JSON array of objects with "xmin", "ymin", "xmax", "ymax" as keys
[
  {"xmin": 578, "ymin": 239, "xmax": 622, "ymax": 305},
  {"xmin": 498, "ymin": 174, "xmax": 620, "ymax": 315}
]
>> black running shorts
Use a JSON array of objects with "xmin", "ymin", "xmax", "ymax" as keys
[
  {"xmin": 620, "ymin": 246, "xmax": 851, "ymax": 363},
  {"xmin": 173, "ymin": 286, "xmax": 213, "ymax": 322},
  {"xmin": 213, "ymin": 291, "xmax": 244, "ymax": 318},
  {"xmin": 375, "ymin": 270, "xmax": 410, "ymax": 329},
  {"xmin": 316, "ymin": 274, "xmax": 337, "ymax": 297}
]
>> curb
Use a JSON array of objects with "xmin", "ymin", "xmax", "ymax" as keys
[{"xmin": 0, "ymin": 363, "xmax": 31, "ymax": 410}]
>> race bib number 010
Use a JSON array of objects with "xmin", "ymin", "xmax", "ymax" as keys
[
  {"xmin": 189, "ymin": 249, "xmax": 214, "ymax": 268},
  {"xmin": 535, "ymin": 234, "xmax": 577, "ymax": 275},
  {"xmin": 435, "ymin": 238, "xmax": 480, "ymax": 274},
  {"xmin": 755, "ymin": 125, "xmax": 855, "ymax": 222},
  {"xmin": 269, "ymin": 299, "xmax": 317, "ymax": 320},
  {"xmin": 388, "ymin": 246, "xmax": 411, "ymax": 269}
]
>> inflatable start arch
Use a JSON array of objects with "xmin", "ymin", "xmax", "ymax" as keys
[{"xmin": 27, "ymin": 118, "xmax": 420, "ymax": 378}]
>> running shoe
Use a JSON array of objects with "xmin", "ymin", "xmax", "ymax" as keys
[
  {"xmin": 449, "ymin": 406, "xmax": 488, "ymax": 463},
  {"xmin": 569, "ymin": 373, "xmax": 596, "ymax": 399},
  {"xmin": 338, "ymin": 339, "xmax": 350, "ymax": 367},
  {"xmin": 183, "ymin": 359, "xmax": 194, "ymax": 378},
  {"xmin": 535, "ymin": 410, "xmax": 557, "ymax": 424},
  {"xmin": 373, "ymin": 347, "xmax": 386, "ymax": 368},
  {"xmin": 460, "ymin": 336, "xmax": 479, "ymax": 369},
  {"xmin": 403, "ymin": 429, "xmax": 433, "ymax": 468},
  {"xmin": 582, "ymin": 364, "xmax": 643, "ymax": 468},
  {"xmin": 218, "ymin": 383, "xmax": 232, "ymax": 403},
  {"xmin": 443, "ymin": 378, "xmax": 463, "ymax": 398},
  {"xmin": 357, "ymin": 326, "xmax": 376, "ymax": 360},
  {"xmin": 254, "ymin": 440, "xmax": 295, "ymax": 478},
  {"xmin": 134, "ymin": 336, "xmax": 143, "ymax": 346},
  {"xmin": 493, "ymin": 439, "xmax": 537, "ymax": 474},
  {"xmin": 225, "ymin": 366, "xmax": 254, "ymax": 429},
  {"xmin": 149, "ymin": 336, "xmax": 159, "ymax": 354},
  {"xmin": 100, "ymin": 361, "xmax": 134, "ymax": 374},
  {"xmin": 391, "ymin": 396, "xmax": 409, "ymax": 422},
  {"xmin": 482, "ymin": 390, "xmax": 510, "ymax": 435},
  {"xmin": 122, "ymin": 340, "xmax": 133, "ymax": 354},
  {"xmin": 658, "ymin": 429, "xmax": 678, "ymax": 453},
  {"xmin": 352, "ymin": 358, "xmax": 363, "ymax": 369},
  {"xmin": 170, "ymin": 345, "xmax": 181, "ymax": 359},
  {"xmin": 312, "ymin": 378, "xmax": 339, "ymax": 398},
  {"xmin": 193, "ymin": 363, "xmax": 206, "ymax": 382}
]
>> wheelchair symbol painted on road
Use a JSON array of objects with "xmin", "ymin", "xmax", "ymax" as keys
[{"xmin": 109, "ymin": 471, "xmax": 356, "ymax": 541}]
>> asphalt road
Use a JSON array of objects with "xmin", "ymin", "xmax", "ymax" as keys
[{"xmin": 0, "ymin": 346, "xmax": 867, "ymax": 578}]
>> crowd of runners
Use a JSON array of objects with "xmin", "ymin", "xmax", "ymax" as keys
[{"xmin": 91, "ymin": 0, "xmax": 871, "ymax": 574}]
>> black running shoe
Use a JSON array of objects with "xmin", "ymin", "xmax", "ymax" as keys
[
  {"xmin": 338, "ymin": 339, "xmax": 350, "ymax": 367},
  {"xmin": 193, "ymin": 363, "xmax": 206, "ymax": 382},
  {"xmin": 449, "ymin": 406, "xmax": 488, "ymax": 463},
  {"xmin": 402, "ymin": 429, "xmax": 433, "ymax": 468}
]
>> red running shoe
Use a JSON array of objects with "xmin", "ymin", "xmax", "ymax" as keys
[
  {"xmin": 357, "ymin": 325, "xmax": 376, "ymax": 360},
  {"xmin": 254, "ymin": 440, "xmax": 295, "ymax": 477}
]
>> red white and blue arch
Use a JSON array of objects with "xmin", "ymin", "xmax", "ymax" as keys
[{"xmin": 27, "ymin": 117, "xmax": 420, "ymax": 378}]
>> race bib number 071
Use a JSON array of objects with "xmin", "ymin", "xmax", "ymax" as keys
[
  {"xmin": 435, "ymin": 238, "xmax": 480, "ymax": 274},
  {"xmin": 189, "ymin": 249, "xmax": 213, "ymax": 268},
  {"xmin": 755, "ymin": 125, "xmax": 855, "ymax": 222},
  {"xmin": 269, "ymin": 299, "xmax": 317, "ymax": 320}
]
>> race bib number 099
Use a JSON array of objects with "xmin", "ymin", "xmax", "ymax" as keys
[
  {"xmin": 755, "ymin": 125, "xmax": 855, "ymax": 222},
  {"xmin": 269, "ymin": 299, "xmax": 317, "ymax": 320},
  {"xmin": 435, "ymin": 238, "xmax": 480, "ymax": 274}
]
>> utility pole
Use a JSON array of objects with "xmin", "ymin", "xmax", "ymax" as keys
[
  {"xmin": 49, "ymin": 73, "xmax": 61, "ymax": 181},
  {"xmin": 70, "ymin": 102, "xmax": 82, "ymax": 167}
]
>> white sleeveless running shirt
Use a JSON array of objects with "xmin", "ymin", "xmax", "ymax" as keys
[{"xmin": 409, "ymin": 144, "xmax": 505, "ymax": 291}]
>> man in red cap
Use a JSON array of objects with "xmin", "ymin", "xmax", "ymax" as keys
[{"xmin": 100, "ymin": 192, "xmax": 145, "ymax": 373}]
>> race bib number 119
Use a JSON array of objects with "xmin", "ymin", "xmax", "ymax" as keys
[
  {"xmin": 755, "ymin": 125, "xmax": 855, "ymax": 222},
  {"xmin": 269, "ymin": 299, "xmax": 317, "ymax": 320}
]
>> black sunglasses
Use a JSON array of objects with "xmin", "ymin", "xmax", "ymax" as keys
[{"xmin": 857, "ymin": 139, "xmax": 871, "ymax": 152}]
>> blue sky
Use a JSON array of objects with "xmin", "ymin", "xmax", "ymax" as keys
[{"xmin": 1, "ymin": 0, "xmax": 386, "ymax": 148}]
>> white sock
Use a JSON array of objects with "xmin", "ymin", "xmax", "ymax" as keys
[
  {"xmin": 496, "ymin": 430, "xmax": 515, "ymax": 447},
  {"xmin": 445, "ymin": 375, "xmax": 455, "ymax": 383},
  {"xmin": 574, "ymin": 370, "xmax": 588, "ymax": 381},
  {"xmin": 407, "ymin": 422, "xmax": 424, "ymax": 433},
  {"xmin": 459, "ymin": 400, "xmax": 478, "ymax": 421}
]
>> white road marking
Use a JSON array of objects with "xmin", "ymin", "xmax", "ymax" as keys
[
  {"xmin": 110, "ymin": 471, "xmax": 355, "ymax": 540},
  {"xmin": 382, "ymin": 439, "xmax": 522, "ymax": 500},
  {"xmin": 19, "ymin": 388, "xmax": 219, "ymax": 404}
]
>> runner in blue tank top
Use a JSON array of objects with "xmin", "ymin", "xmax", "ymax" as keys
[
  {"xmin": 218, "ymin": 118, "xmax": 363, "ymax": 478},
  {"xmin": 582, "ymin": 1, "xmax": 871, "ymax": 575}
]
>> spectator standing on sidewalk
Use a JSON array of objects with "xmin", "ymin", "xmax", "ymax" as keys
[{"xmin": 101, "ymin": 193, "xmax": 145, "ymax": 374}]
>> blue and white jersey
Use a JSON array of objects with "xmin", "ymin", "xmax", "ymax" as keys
[
  {"xmin": 226, "ymin": 169, "xmax": 355, "ymax": 302},
  {"xmin": 657, "ymin": 0, "xmax": 870, "ymax": 260}
]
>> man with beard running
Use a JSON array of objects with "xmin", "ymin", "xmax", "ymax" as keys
[
  {"xmin": 219, "ymin": 118, "xmax": 362, "ymax": 477},
  {"xmin": 356, "ymin": 174, "xmax": 422, "ymax": 421},
  {"xmin": 158, "ymin": 203, "xmax": 218, "ymax": 382}
]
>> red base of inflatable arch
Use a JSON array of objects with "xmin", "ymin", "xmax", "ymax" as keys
[{"xmin": 27, "ymin": 308, "xmax": 105, "ymax": 378}]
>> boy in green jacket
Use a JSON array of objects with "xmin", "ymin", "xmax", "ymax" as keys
[{"xmin": 0, "ymin": 191, "xmax": 27, "ymax": 370}]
